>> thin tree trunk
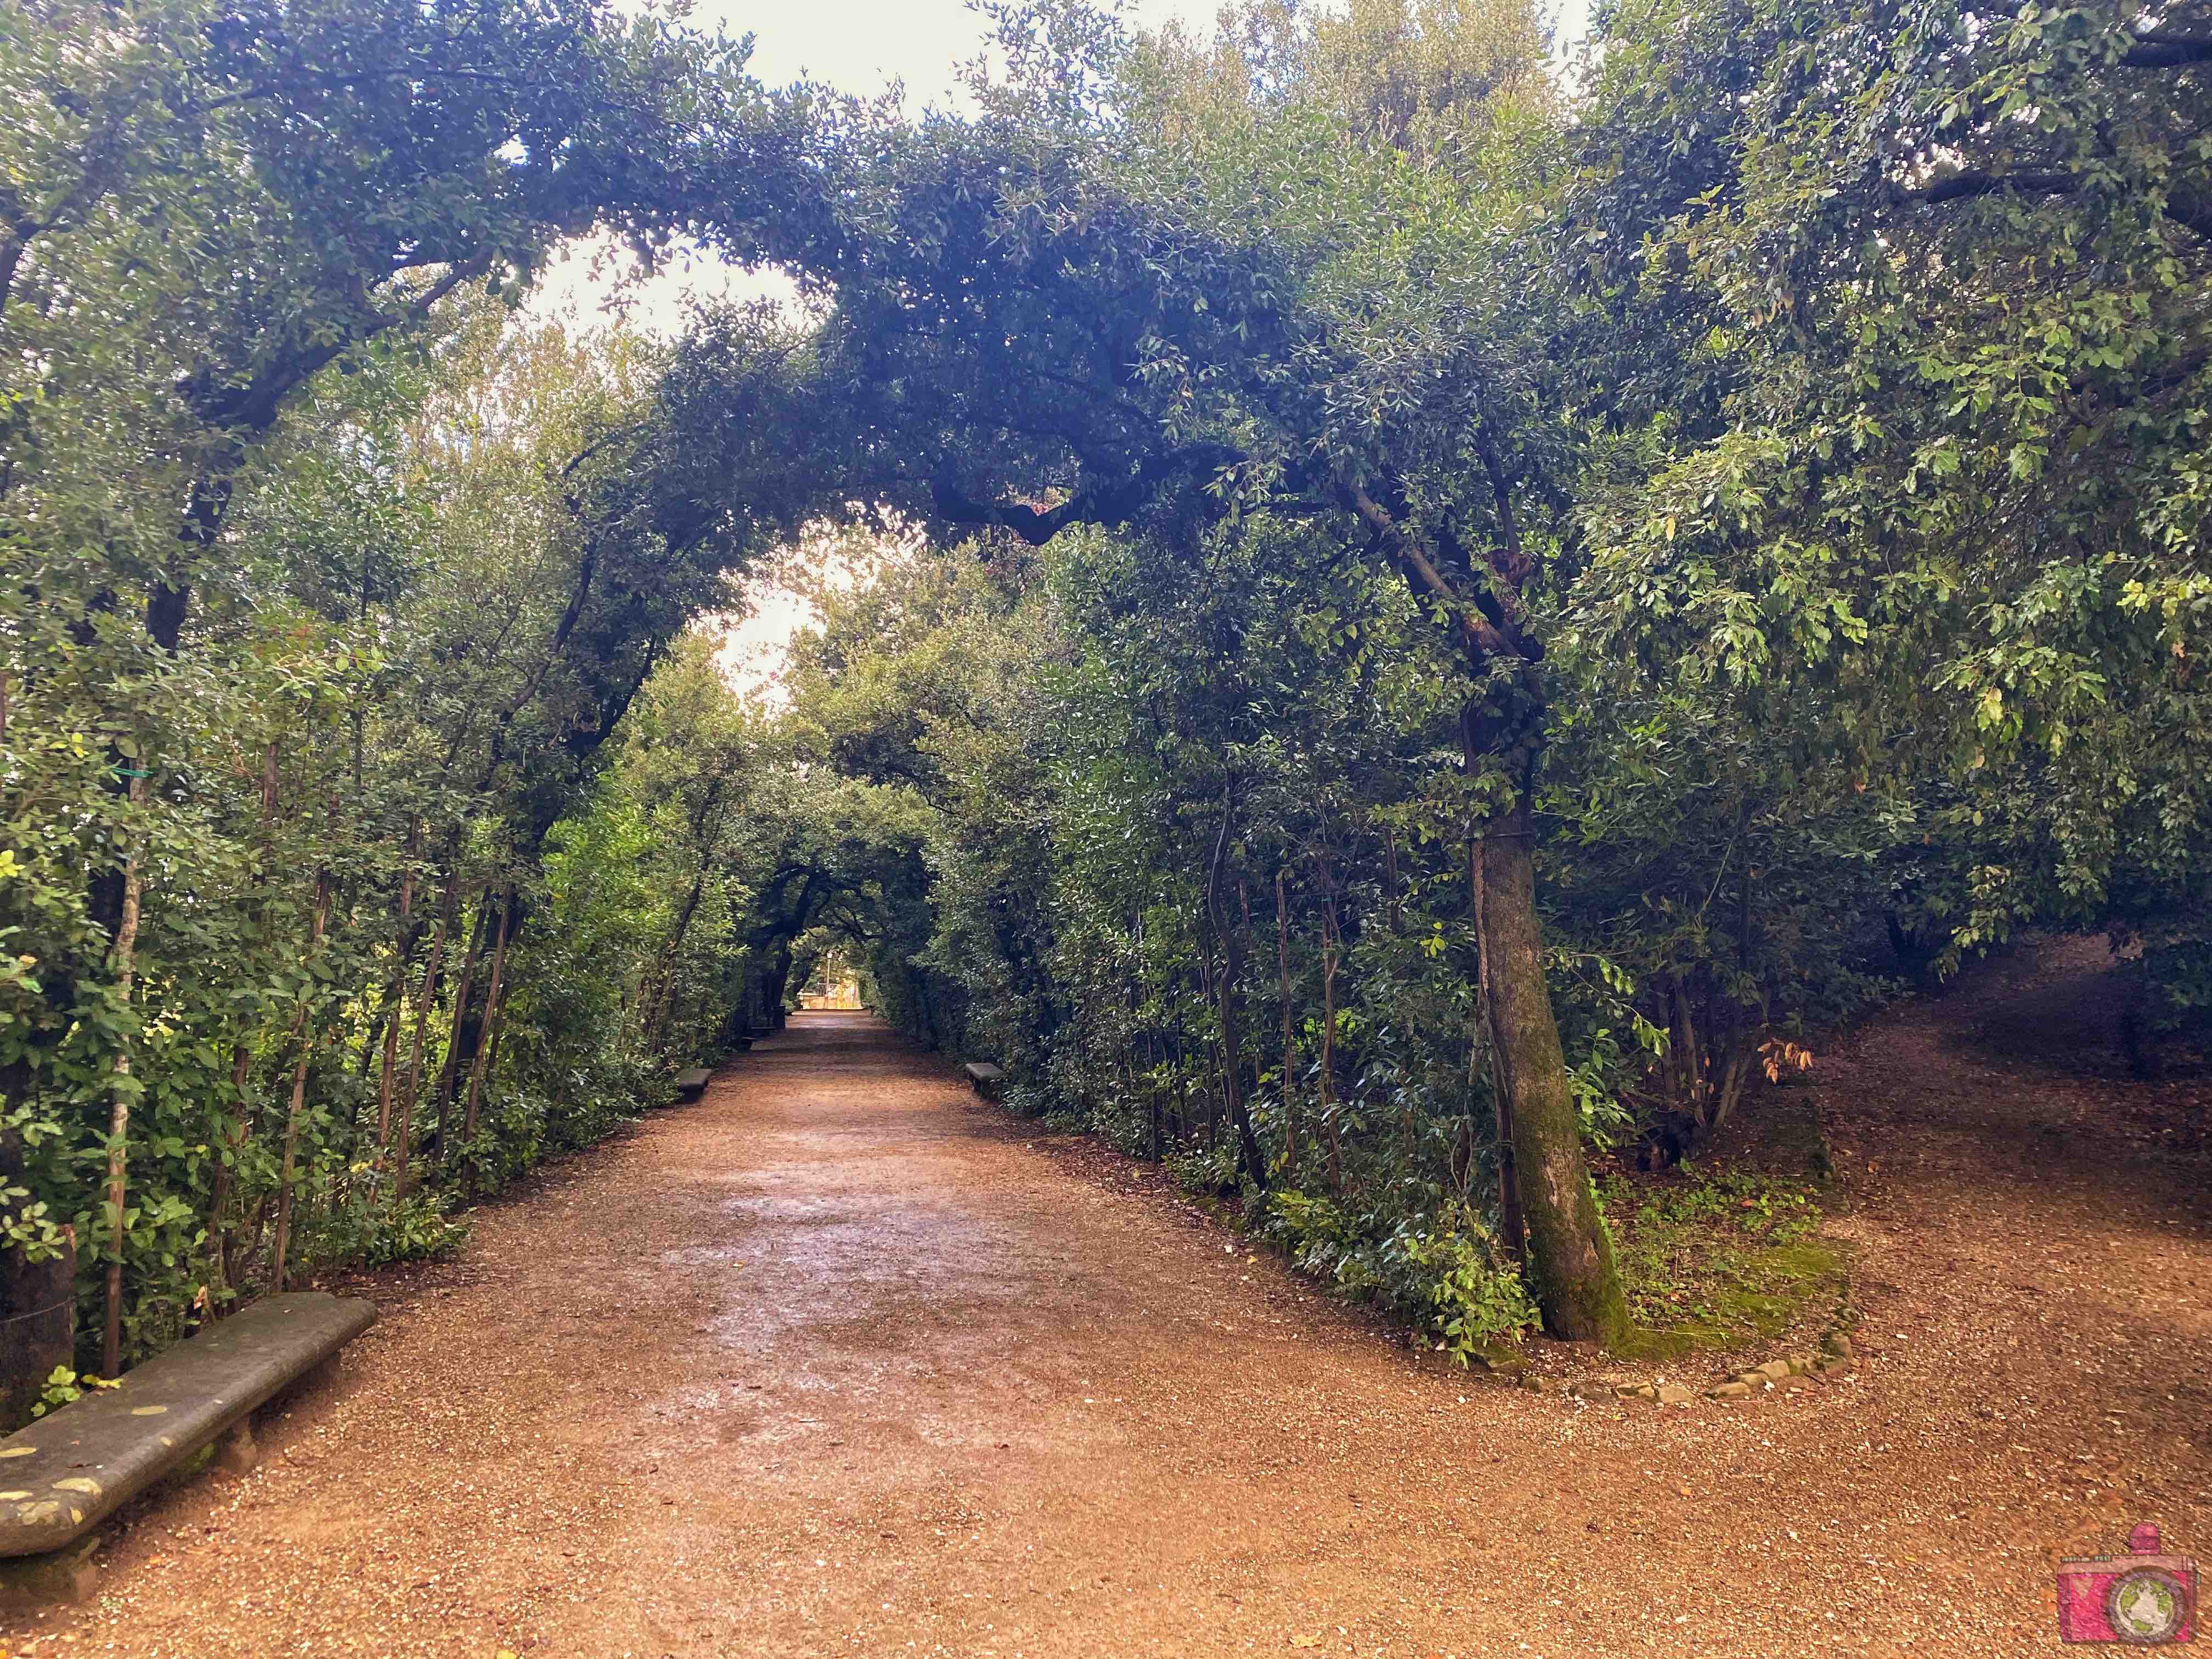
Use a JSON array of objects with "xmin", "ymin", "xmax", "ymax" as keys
[
  {"xmin": 268, "ymin": 868, "xmax": 334, "ymax": 1292},
  {"xmin": 391, "ymin": 871, "xmax": 457, "ymax": 1203},
  {"xmin": 1194, "ymin": 950, "xmax": 1219, "ymax": 1152},
  {"xmin": 1471, "ymin": 837, "xmax": 1524, "ymax": 1260},
  {"xmin": 99, "ymin": 776, "xmax": 148, "ymax": 1377},
  {"xmin": 210, "ymin": 741, "xmax": 283, "ymax": 1297},
  {"xmin": 434, "ymin": 888, "xmax": 493, "ymax": 1133},
  {"xmin": 1275, "ymin": 870, "xmax": 1297, "ymax": 1182},
  {"xmin": 357, "ymin": 988, "xmax": 396, "ymax": 1084},
  {"xmin": 436, "ymin": 898, "xmax": 489, "ymax": 1106},
  {"xmin": 206, "ymin": 1044, "xmax": 253, "ymax": 1302},
  {"xmin": 1384, "ymin": 830, "xmax": 1401, "ymax": 933},
  {"xmin": 374, "ymin": 852, "xmax": 419, "ymax": 1153},
  {"xmin": 1716, "ymin": 1048, "xmax": 1753, "ymax": 1128},
  {"xmin": 642, "ymin": 866, "xmax": 709, "ymax": 1051},
  {"xmin": 237, "ymin": 1197, "xmax": 268, "ymax": 1280},
  {"xmin": 1476, "ymin": 798, "xmax": 1628, "ymax": 1345},
  {"xmin": 1319, "ymin": 897, "xmax": 1342, "ymax": 1195},
  {"xmin": 461, "ymin": 888, "xmax": 513, "ymax": 1143},
  {"xmin": 1206, "ymin": 865, "xmax": 1267, "ymax": 1189},
  {"xmin": 650, "ymin": 782, "xmax": 726, "ymax": 1046},
  {"xmin": 1175, "ymin": 1042, "xmax": 1190, "ymax": 1152},
  {"xmin": 1148, "ymin": 1057, "xmax": 1163, "ymax": 1164},
  {"xmin": 480, "ymin": 964, "xmax": 515, "ymax": 1097},
  {"xmin": 1663, "ymin": 982, "xmax": 1699, "ymax": 1124}
]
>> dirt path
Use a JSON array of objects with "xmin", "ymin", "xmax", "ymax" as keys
[{"xmin": 8, "ymin": 978, "xmax": 2209, "ymax": 1658}]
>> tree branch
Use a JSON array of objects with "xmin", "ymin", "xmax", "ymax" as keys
[
  {"xmin": 1333, "ymin": 475, "xmax": 1524, "ymax": 670},
  {"xmin": 1889, "ymin": 167, "xmax": 2212, "ymax": 241},
  {"xmin": 1893, "ymin": 168, "xmax": 2083, "ymax": 207},
  {"xmin": 928, "ymin": 443, "xmax": 1247, "ymax": 545},
  {"xmin": 2124, "ymin": 29, "xmax": 2212, "ymax": 66}
]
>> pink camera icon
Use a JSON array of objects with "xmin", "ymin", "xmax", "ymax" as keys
[{"xmin": 2058, "ymin": 1523, "xmax": 2197, "ymax": 1644}]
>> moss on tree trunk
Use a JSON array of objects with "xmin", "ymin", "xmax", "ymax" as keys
[{"xmin": 1479, "ymin": 799, "xmax": 1630, "ymax": 1347}]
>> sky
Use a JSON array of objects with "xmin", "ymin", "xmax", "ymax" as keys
[
  {"xmin": 708, "ymin": 0, "xmax": 1592, "ymax": 93},
  {"xmin": 534, "ymin": 0, "xmax": 1596, "ymax": 336},
  {"xmin": 533, "ymin": 0, "xmax": 1239, "ymax": 337},
  {"xmin": 721, "ymin": 0, "xmax": 1223, "ymax": 92},
  {"xmin": 529, "ymin": 0, "xmax": 1593, "ymax": 694}
]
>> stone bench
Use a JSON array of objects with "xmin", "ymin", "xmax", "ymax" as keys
[
  {"xmin": 962, "ymin": 1061, "xmax": 1006, "ymax": 1099},
  {"xmin": 0, "ymin": 1290, "xmax": 375, "ymax": 1606},
  {"xmin": 674, "ymin": 1066, "xmax": 712, "ymax": 1101}
]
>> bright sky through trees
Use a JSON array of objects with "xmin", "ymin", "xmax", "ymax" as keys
[
  {"xmin": 716, "ymin": 0, "xmax": 1590, "ymax": 101},
  {"xmin": 537, "ymin": 0, "xmax": 1595, "ymax": 336},
  {"xmin": 533, "ymin": 2, "xmax": 1237, "ymax": 685}
]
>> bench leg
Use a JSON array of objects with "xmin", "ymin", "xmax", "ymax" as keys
[
  {"xmin": 215, "ymin": 1418, "xmax": 259, "ymax": 1476},
  {"xmin": 0, "ymin": 1532, "xmax": 101, "ymax": 1609}
]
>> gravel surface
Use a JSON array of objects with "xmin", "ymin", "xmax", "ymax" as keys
[{"xmin": 7, "ymin": 948, "xmax": 2206, "ymax": 1657}]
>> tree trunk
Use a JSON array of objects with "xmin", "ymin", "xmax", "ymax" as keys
[
  {"xmin": 1475, "ymin": 798, "xmax": 1628, "ymax": 1346},
  {"xmin": 374, "ymin": 854, "xmax": 419, "ymax": 1153},
  {"xmin": 1208, "ymin": 896, "xmax": 1267, "ymax": 1190},
  {"xmin": 206, "ymin": 1043, "xmax": 252, "ymax": 1301},
  {"xmin": 356, "ymin": 988, "xmax": 396, "ymax": 1085},
  {"xmin": 1274, "ymin": 870, "xmax": 1297, "ymax": 1182},
  {"xmin": 461, "ymin": 889, "xmax": 514, "ymax": 1144},
  {"xmin": 479, "ymin": 954, "xmax": 516, "ymax": 1097},
  {"xmin": 643, "ymin": 866, "xmax": 709, "ymax": 1051},
  {"xmin": 1471, "ymin": 837, "xmax": 1525, "ymax": 1261},
  {"xmin": 1203, "ymin": 800, "xmax": 1268, "ymax": 1188},
  {"xmin": 391, "ymin": 873, "xmax": 456, "ymax": 1204},
  {"xmin": 1194, "ymin": 949, "xmax": 1220, "ymax": 1153},
  {"xmin": 268, "ymin": 872, "xmax": 334, "ymax": 1291},
  {"xmin": 433, "ymin": 888, "xmax": 493, "ymax": 1137},
  {"xmin": 211, "ymin": 741, "xmax": 280, "ymax": 1297},
  {"xmin": 1384, "ymin": 830, "xmax": 1402, "ymax": 933},
  {"xmin": 100, "ymin": 777, "xmax": 148, "ymax": 1377},
  {"xmin": 1341, "ymin": 448, "xmax": 1632, "ymax": 1344},
  {"xmin": 1318, "ymin": 896, "xmax": 1342, "ymax": 1195}
]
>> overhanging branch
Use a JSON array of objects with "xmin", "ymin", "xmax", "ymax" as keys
[
  {"xmin": 1888, "ymin": 167, "xmax": 2212, "ymax": 242},
  {"xmin": 1333, "ymin": 476, "xmax": 1526, "ymax": 670},
  {"xmin": 2125, "ymin": 29, "xmax": 2212, "ymax": 67},
  {"xmin": 928, "ymin": 443, "xmax": 1248, "ymax": 545}
]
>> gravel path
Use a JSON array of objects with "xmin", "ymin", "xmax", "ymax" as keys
[{"xmin": 7, "ymin": 959, "xmax": 2207, "ymax": 1657}]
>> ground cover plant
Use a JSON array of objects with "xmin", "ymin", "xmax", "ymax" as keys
[{"xmin": 1597, "ymin": 1166, "xmax": 1843, "ymax": 1353}]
